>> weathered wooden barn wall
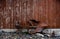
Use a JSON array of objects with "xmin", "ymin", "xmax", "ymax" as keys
[{"xmin": 0, "ymin": 0, "xmax": 60, "ymax": 29}]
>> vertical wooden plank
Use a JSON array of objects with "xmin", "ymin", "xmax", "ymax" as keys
[
  {"xmin": 48, "ymin": 0, "xmax": 56, "ymax": 28},
  {"xmin": 10, "ymin": 0, "xmax": 14, "ymax": 29},
  {"xmin": 33, "ymin": 0, "xmax": 38, "ymax": 20},
  {"xmin": 26, "ymin": 0, "xmax": 33, "ymax": 23},
  {"xmin": 56, "ymin": 0, "xmax": 60, "ymax": 28},
  {"xmin": 0, "ymin": 11, "xmax": 3, "ymax": 29},
  {"xmin": 13, "ymin": 0, "xmax": 17, "ymax": 28},
  {"xmin": 19, "ymin": 0, "xmax": 22, "ymax": 26},
  {"xmin": 5, "ymin": 0, "xmax": 11, "ymax": 29},
  {"xmin": 45, "ymin": 0, "xmax": 50, "ymax": 28}
]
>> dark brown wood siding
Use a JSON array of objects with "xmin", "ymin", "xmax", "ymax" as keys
[{"xmin": 0, "ymin": 0, "xmax": 60, "ymax": 29}]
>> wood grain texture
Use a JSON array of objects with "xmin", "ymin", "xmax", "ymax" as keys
[{"xmin": 0, "ymin": 0, "xmax": 60, "ymax": 29}]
